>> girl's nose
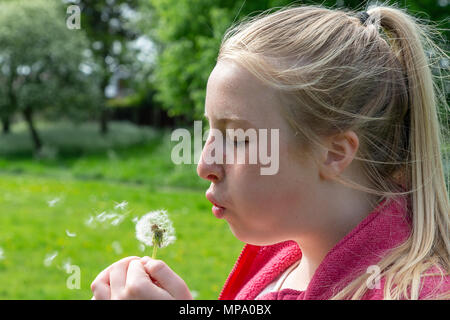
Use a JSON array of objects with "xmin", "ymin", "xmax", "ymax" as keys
[
  {"xmin": 197, "ymin": 156, "xmax": 224, "ymax": 183},
  {"xmin": 197, "ymin": 147, "xmax": 224, "ymax": 183}
]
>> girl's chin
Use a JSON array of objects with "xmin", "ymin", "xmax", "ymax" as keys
[{"xmin": 227, "ymin": 223, "xmax": 281, "ymax": 246}]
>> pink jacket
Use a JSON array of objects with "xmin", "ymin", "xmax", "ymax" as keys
[{"xmin": 218, "ymin": 194, "xmax": 449, "ymax": 300}]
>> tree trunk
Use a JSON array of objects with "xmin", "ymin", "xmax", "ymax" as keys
[
  {"xmin": 2, "ymin": 117, "xmax": 10, "ymax": 134},
  {"xmin": 100, "ymin": 104, "xmax": 109, "ymax": 135},
  {"xmin": 99, "ymin": 55, "xmax": 110, "ymax": 135},
  {"xmin": 23, "ymin": 108, "xmax": 42, "ymax": 152}
]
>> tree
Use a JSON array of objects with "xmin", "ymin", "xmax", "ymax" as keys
[
  {"xmin": 142, "ymin": 0, "xmax": 291, "ymax": 123},
  {"xmin": 0, "ymin": 0, "xmax": 101, "ymax": 151},
  {"xmin": 142, "ymin": 0, "xmax": 448, "ymax": 123},
  {"xmin": 74, "ymin": 0, "xmax": 140, "ymax": 134}
]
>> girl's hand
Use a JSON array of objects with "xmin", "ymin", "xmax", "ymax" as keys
[{"xmin": 91, "ymin": 256, "xmax": 193, "ymax": 300}]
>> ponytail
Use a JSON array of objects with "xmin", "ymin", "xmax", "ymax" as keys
[{"xmin": 333, "ymin": 4, "xmax": 449, "ymax": 299}]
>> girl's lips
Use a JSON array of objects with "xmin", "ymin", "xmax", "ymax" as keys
[
  {"xmin": 212, "ymin": 205, "xmax": 226, "ymax": 219},
  {"xmin": 206, "ymin": 191, "xmax": 226, "ymax": 218},
  {"xmin": 205, "ymin": 191, "xmax": 226, "ymax": 209}
]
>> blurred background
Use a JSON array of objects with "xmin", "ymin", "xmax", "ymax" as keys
[{"xmin": 0, "ymin": 0, "xmax": 448, "ymax": 299}]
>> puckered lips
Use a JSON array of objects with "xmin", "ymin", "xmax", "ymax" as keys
[{"xmin": 205, "ymin": 190, "xmax": 226, "ymax": 218}]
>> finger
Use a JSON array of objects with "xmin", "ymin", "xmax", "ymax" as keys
[
  {"xmin": 140, "ymin": 256, "xmax": 151, "ymax": 263},
  {"xmin": 91, "ymin": 266, "xmax": 111, "ymax": 300},
  {"xmin": 91, "ymin": 264, "xmax": 111, "ymax": 287},
  {"xmin": 109, "ymin": 256, "xmax": 140, "ymax": 298},
  {"xmin": 92, "ymin": 256, "xmax": 139, "ymax": 287},
  {"xmin": 140, "ymin": 257, "xmax": 162, "ymax": 287},
  {"xmin": 143, "ymin": 259, "xmax": 192, "ymax": 300},
  {"xmin": 127, "ymin": 259, "xmax": 151, "ymax": 284},
  {"xmin": 126, "ymin": 260, "xmax": 172, "ymax": 299},
  {"xmin": 91, "ymin": 281, "xmax": 111, "ymax": 300},
  {"xmin": 92, "ymin": 256, "xmax": 141, "ymax": 300}
]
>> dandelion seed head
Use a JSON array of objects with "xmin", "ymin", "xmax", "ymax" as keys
[
  {"xmin": 135, "ymin": 209, "xmax": 176, "ymax": 248},
  {"xmin": 0, "ymin": 247, "xmax": 4, "ymax": 261}
]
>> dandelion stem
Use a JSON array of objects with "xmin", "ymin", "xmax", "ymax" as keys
[{"xmin": 152, "ymin": 245, "xmax": 158, "ymax": 259}]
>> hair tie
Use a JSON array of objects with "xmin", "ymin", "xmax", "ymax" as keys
[{"xmin": 356, "ymin": 11, "xmax": 370, "ymax": 25}]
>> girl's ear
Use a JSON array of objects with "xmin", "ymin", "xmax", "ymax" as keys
[{"xmin": 318, "ymin": 131, "xmax": 359, "ymax": 180}]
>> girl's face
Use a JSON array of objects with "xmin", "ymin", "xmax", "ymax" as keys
[{"xmin": 197, "ymin": 60, "xmax": 325, "ymax": 246}]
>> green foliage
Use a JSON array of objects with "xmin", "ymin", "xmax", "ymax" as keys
[
  {"xmin": 74, "ymin": 0, "xmax": 153, "ymax": 133},
  {"xmin": 0, "ymin": 0, "xmax": 101, "ymax": 120},
  {"xmin": 106, "ymin": 95, "xmax": 141, "ymax": 108},
  {"xmin": 142, "ymin": 0, "xmax": 448, "ymax": 121},
  {"xmin": 141, "ymin": 0, "xmax": 287, "ymax": 120},
  {"xmin": 75, "ymin": 0, "xmax": 141, "ymax": 93}
]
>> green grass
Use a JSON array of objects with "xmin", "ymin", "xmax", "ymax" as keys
[{"xmin": 0, "ymin": 121, "xmax": 242, "ymax": 299}]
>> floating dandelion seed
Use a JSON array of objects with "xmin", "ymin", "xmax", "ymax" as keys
[
  {"xmin": 0, "ymin": 247, "xmax": 4, "ymax": 261},
  {"xmin": 114, "ymin": 201, "xmax": 128, "ymax": 210},
  {"xmin": 95, "ymin": 211, "xmax": 107, "ymax": 222},
  {"xmin": 85, "ymin": 215, "xmax": 95, "ymax": 227},
  {"xmin": 135, "ymin": 209, "xmax": 176, "ymax": 259},
  {"xmin": 48, "ymin": 197, "xmax": 60, "ymax": 207},
  {"xmin": 61, "ymin": 258, "xmax": 72, "ymax": 272},
  {"xmin": 112, "ymin": 241, "xmax": 123, "ymax": 255},
  {"xmin": 44, "ymin": 251, "xmax": 58, "ymax": 267},
  {"xmin": 191, "ymin": 290, "xmax": 199, "ymax": 299},
  {"xmin": 85, "ymin": 210, "xmax": 127, "ymax": 229},
  {"xmin": 66, "ymin": 230, "xmax": 76, "ymax": 238},
  {"xmin": 110, "ymin": 214, "xmax": 125, "ymax": 226}
]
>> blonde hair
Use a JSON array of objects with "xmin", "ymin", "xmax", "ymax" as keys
[{"xmin": 217, "ymin": 1, "xmax": 449, "ymax": 299}]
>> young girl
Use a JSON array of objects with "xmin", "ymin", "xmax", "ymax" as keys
[{"xmin": 91, "ymin": 3, "xmax": 449, "ymax": 300}]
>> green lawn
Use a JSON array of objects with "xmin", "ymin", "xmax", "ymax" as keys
[{"xmin": 0, "ymin": 121, "xmax": 242, "ymax": 299}]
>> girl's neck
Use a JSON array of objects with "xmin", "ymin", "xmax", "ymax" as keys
[{"xmin": 290, "ymin": 189, "xmax": 382, "ymax": 291}]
